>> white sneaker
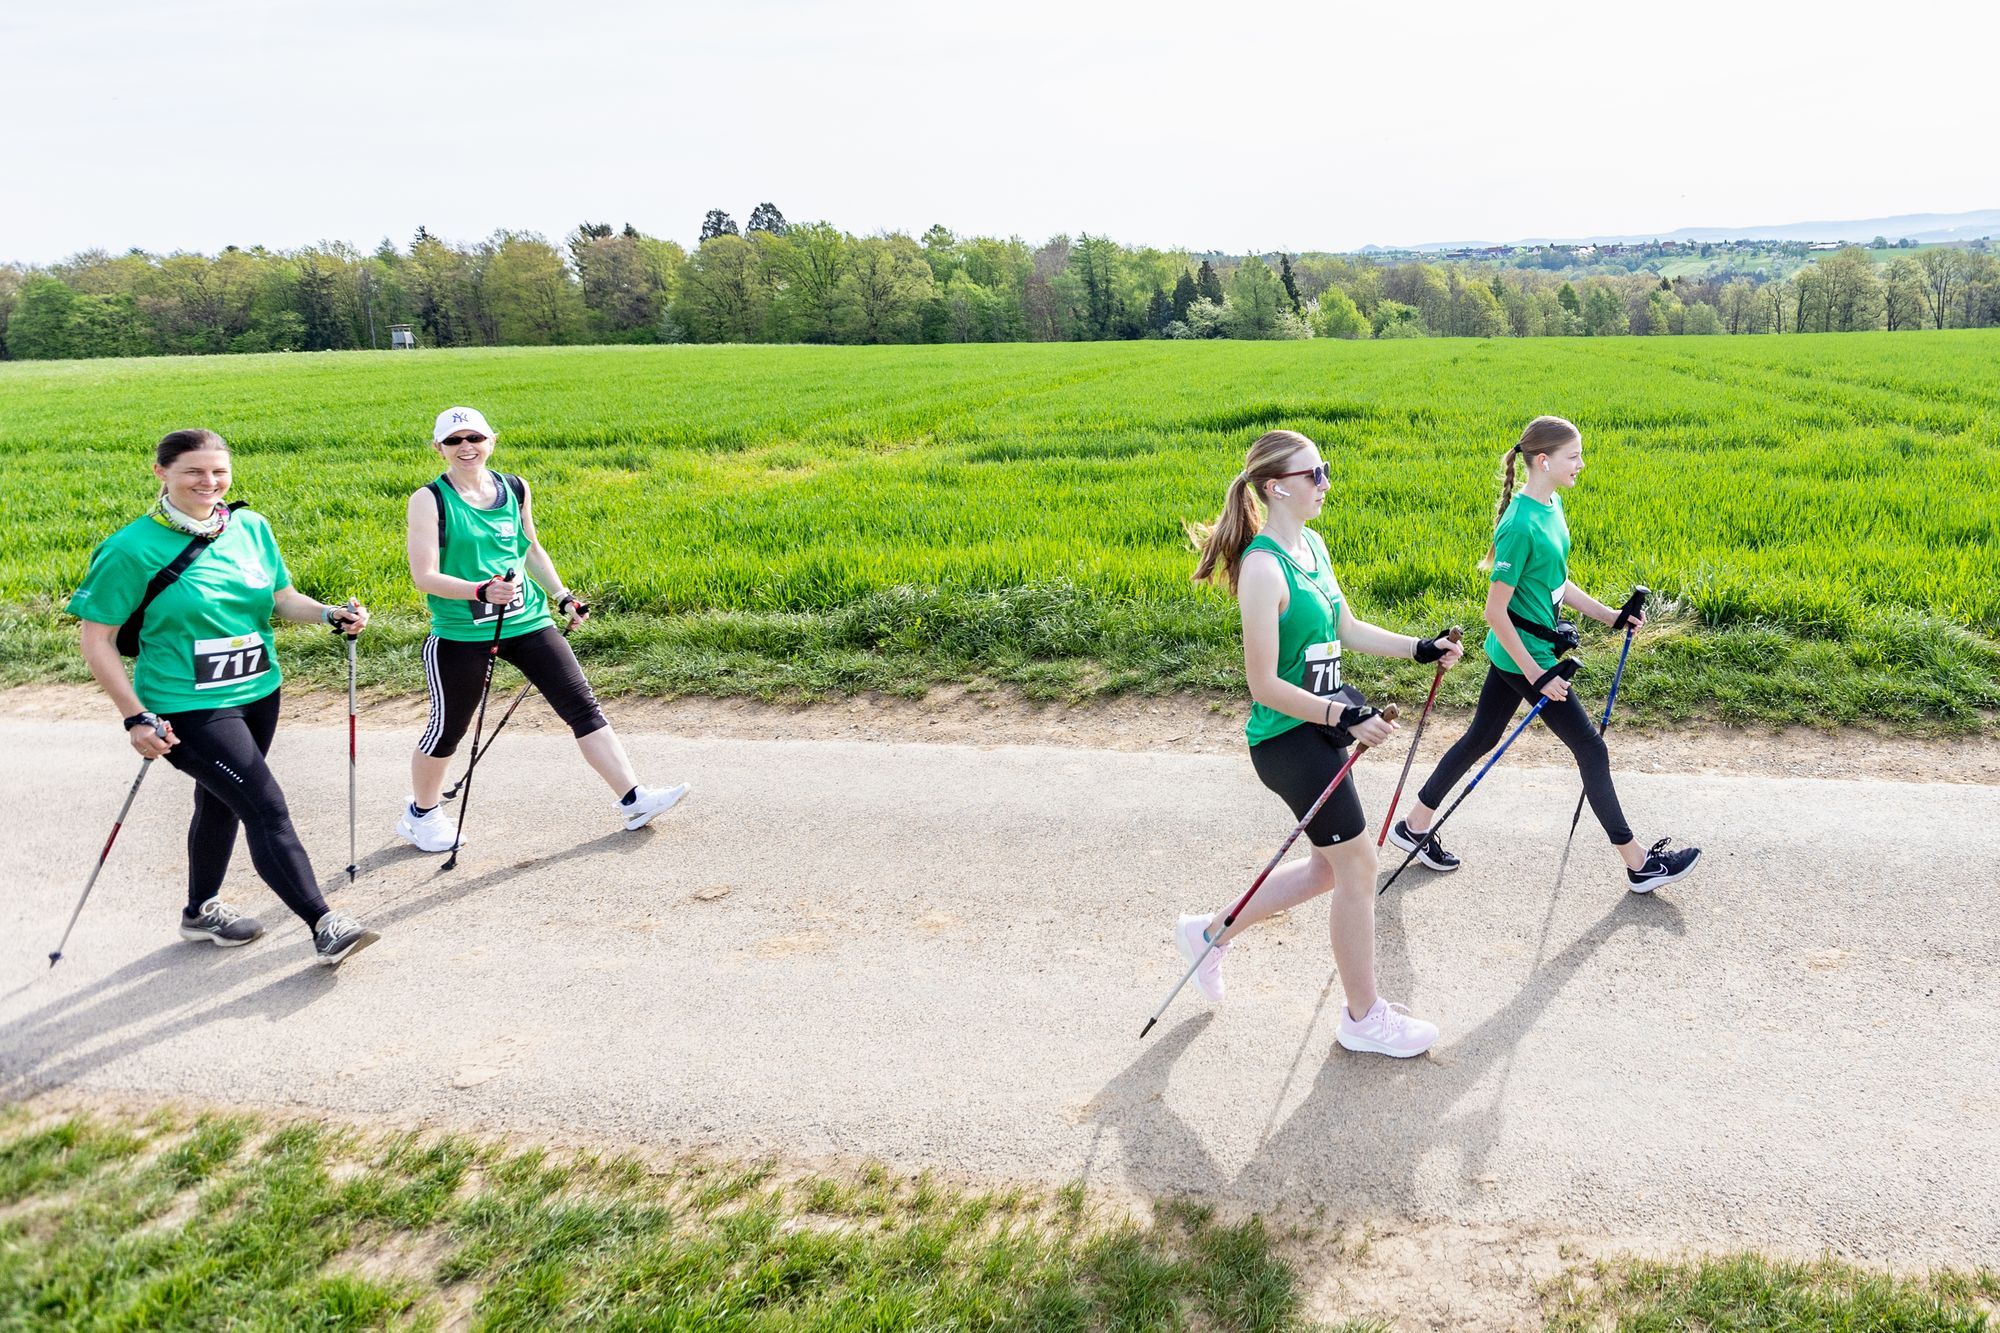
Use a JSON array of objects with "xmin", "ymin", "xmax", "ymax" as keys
[
  {"xmin": 619, "ymin": 783, "xmax": 689, "ymax": 831},
  {"xmin": 1174, "ymin": 913, "xmax": 1230, "ymax": 1002},
  {"xmin": 1336, "ymin": 997, "xmax": 1438, "ymax": 1058},
  {"xmin": 395, "ymin": 800, "xmax": 460, "ymax": 854}
]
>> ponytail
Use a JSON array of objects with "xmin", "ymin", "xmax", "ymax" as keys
[
  {"xmin": 1189, "ymin": 473, "xmax": 1262, "ymax": 592},
  {"xmin": 1191, "ymin": 430, "xmax": 1314, "ymax": 594},
  {"xmin": 1480, "ymin": 415, "xmax": 1578, "ymax": 571}
]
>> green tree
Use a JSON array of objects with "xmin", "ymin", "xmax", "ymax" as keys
[
  {"xmin": 6, "ymin": 276, "xmax": 79, "ymax": 358},
  {"xmin": 1370, "ymin": 299, "xmax": 1423, "ymax": 337},
  {"xmin": 1278, "ymin": 254, "xmax": 1301, "ymax": 312},
  {"xmin": 768, "ymin": 221, "xmax": 847, "ymax": 343},
  {"xmin": 1309, "ymin": 287, "xmax": 1366, "ymax": 338},
  {"xmin": 1557, "ymin": 282, "xmax": 1581, "ymax": 316},
  {"xmin": 1226, "ymin": 257, "xmax": 1286, "ymax": 338},
  {"xmin": 1449, "ymin": 279, "xmax": 1505, "ymax": 337},
  {"xmin": 1071, "ymin": 233, "xmax": 1122, "ymax": 339},
  {"xmin": 1170, "ymin": 270, "xmax": 1198, "ymax": 321},
  {"xmin": 1581, "ymin": 283, "xmax": 1627, "ymax": 336},
  {"xmin": 1195, "ymin": 259, "xmax": 1224, "ymax": 305},
  {"xmin": 745, "ymin": 203, "xmax": 789, "ymax": 236},
  {"xmin": 675, "ymin": 234, "xmax": 768, "ymax": 342},
  {"xmin": 1815, "ymin": 247, "xmax": 1883, "ymax": 332},
  {"xmin": 1681, "ymin": 301, "xmax": 1724, "ymax": 335},
  {"xmin": 1916, "ymin": 246, "xmax": 1970, "ymax": 329},
  {"xmin": 837, "ymin": 235, "xmax": 935, "ymax": 343},
  {"xmin": 482, "ymin": 232, "xmax": 585, "ymax": 344},
  {"xmin": 699, "ymin": 209, "xmax": 740, "ymax": 241},
  {"xmin": 1882, "ymin": 258, "xmax": 1925, "ymax": 331}
]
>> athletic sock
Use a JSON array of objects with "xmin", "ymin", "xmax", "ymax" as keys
[
  {"xmin": 620, "ymin": 786, "xmax": 638, "ymax": 806},
  {"xmin": 410, "ymin": 802, "xmax": 436, "ymax": 818}
]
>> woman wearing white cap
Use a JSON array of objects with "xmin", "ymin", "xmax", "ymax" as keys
[{"xmin": 394, "ymin": 406, "xmax": 688, "ymax": 852}]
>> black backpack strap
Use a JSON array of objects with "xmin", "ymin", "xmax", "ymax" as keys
[
  {"xmin": 427, "ymin": 479, "xmax": 450, "ymax": 552},
  {"xmin": 116, "ymin": 502, "xmax": 248, "ymax": 657},
  {"xmin": 1508, "ymin": 608, "xmax": 1579, "ymax": 654},
  {"xmin": 502, "ymin": 473, "xmax": 526, "ymax": 506}
]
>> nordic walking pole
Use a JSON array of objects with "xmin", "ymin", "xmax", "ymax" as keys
[
  {"xmin": 1551, "ymin": 587, "xmax": 1647, "ymax": 885},
  {"xmin": 1140, "ymin": 702, "xmax": 1399, "ymax": 1039},
  {"xmin": 341, "ymin": 599, "xmax": 361, "ymax": 883},
  {"xmin": 443, "ymin": 569, "xmax": 514, "ymax": 872},
  {"xmin": 1378, "ymin": 657, "xmax": 1580, "ymax": 898},
  {"xmin": 1376, "ymin": 626, "xmax": 1462, "ymax": 847},
  {"xmin": 49, "ymin": 719, "xmax": 168, "ymax": 967},
  {"xmin": 441, "ymin": 613, "xmax": 580, "ymax": 803}
]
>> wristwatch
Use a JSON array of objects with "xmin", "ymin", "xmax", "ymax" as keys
[{"xmin": 123, "ymin": 710, "xmax": 160, "ymax": 732}]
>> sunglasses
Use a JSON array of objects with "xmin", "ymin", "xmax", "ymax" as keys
[
  {"xmin": 442, "ymin": 433, "xmax": 489, "ymax": 446},
  {"xmin": 1276, "ymin": 463, "xmax": 1330, "ymax": 486}
]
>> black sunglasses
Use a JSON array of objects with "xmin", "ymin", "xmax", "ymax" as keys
[
  {"xmin": 442, "ymin": 433, "xmax": 489, "ymax": 446},
  {"xmin": 1275, "ymin": 463, "xmax": 1330, "ymax": 486}
]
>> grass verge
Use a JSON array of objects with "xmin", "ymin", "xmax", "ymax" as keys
[{"xmin": 0, "ymin": 1105, "xmax": 1992, "ymax": 1330}]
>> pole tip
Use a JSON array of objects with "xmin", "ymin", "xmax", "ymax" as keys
[
  {"xmin": 1138, "ymin": 1017, "xmax": 1157, "ymax": 1040},
  {"xmin": 47, "ymin": 952, "xmax": 60, "ymax": 967}
]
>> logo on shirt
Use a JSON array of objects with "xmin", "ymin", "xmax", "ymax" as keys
[
  {"xmin": 497, "ymin": 521, "xmax": 517, "ymax": 539},
  {"xmin": 1495, "ymin": 560, "xmax": 1513, "ymax": 571}
]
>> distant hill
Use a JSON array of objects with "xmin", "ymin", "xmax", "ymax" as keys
[{"xmin": 1369, "ymin": 208, "xmax": 2000, "ymax": 253}]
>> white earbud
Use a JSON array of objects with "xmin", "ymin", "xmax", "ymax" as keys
[{"xmin": 1273, "ymin": 486, "xmax": 1292, "ymax": 498}]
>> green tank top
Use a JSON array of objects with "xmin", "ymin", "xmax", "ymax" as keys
[
  {"xmin": 1244, "ymin": 528, "xmax": 1346, "ymax": 747},
  {"xmin": 425, "ymin": 473, "xmax": 552, "ymax": 642}
]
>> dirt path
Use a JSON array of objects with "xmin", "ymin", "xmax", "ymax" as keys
[
  {"xmin": 9, "ymin": 682, "xmax": 2000, "ymax": 783},
  {"xmin": 2, "ymin": 698, "xmax": 1996, "ymax": 1326}
]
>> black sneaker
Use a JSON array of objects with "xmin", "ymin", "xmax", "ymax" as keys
[
  {"xmin": 1388, "ymin": 819, "xmax": 1461, "ymax": 872},
  {"xmin": 178, "ymin": 897, "xmax": 264, "ymax": 947},
  {"xmin": 1626, "ymin": 838, "xmax": 1701, "ymax": 894},
  {"xmin": 313, "ymin": 911, "xmax": 380, "ymax": 968}
]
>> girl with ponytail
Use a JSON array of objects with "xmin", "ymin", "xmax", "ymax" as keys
[
  {"xmin": 1387, "ymin": 416, "xmax": 1702, "ymax": 892},
  {"xmin": 1182, "ymin": 431, "xmax": 1464, "ymax": 1059}
]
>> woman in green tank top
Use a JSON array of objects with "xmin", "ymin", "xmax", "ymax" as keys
[
  {"xmin": 394, "ymin": 407, "xmax": 689, "ymax": 855},
  {"xmin": 1183, "ymin": 430, "xmax": 1464, "ymax": 1059}
]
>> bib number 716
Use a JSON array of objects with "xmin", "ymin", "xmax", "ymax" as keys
[{"xmin": 1303, "ymin": 641, "xmax": 1342, "ymax": 697}]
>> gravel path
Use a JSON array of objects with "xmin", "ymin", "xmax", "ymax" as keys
[{"xmin": 3, "ymin": 715, "xmax": 1994, "ymax": 1270}]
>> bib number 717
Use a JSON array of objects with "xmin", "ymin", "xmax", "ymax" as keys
[{"xmin": 192, "ymin": 635, "xmax": 270, "ymax": 690}]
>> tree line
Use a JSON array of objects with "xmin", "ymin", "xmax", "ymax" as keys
[{"xmin": 4, "ymin": 204, "xmax": 1997, "ymax": 360}]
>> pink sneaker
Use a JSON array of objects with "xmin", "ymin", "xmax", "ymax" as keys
[
  {"xmin": 1175, "ymin": 913, "xmax": 1230, "ymax": 1002},
  {"xmin": 1336, "ymin": 997, "xmax": 1438, "ymax": 1058}
]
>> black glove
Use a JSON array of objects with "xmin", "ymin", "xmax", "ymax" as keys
[
  {"xmin": 1413, "ymin": 627, "xmax": 1455, "ymax": 665},
  {"xmin": 557, "ymin": 593, "xmax": 590, "ymax": 619},
  {"xmin": 1324, "ymin": 700, "xmax": 1378, "ymax": 748}
]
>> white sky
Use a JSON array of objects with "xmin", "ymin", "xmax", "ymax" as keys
[{"xmin": 5, "ymin": 0, "xmax": 1994, "ymax": 264}]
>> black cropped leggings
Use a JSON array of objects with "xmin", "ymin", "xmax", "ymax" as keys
[
  {"xmin": 160, "ymin": 689, "xmax": 329, "ymax": 926},
  {"xmin": 1415, "ymin": 664, "xmax": 1633, "ymax": 846}
]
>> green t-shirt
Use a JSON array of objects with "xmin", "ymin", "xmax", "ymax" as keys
[
  {"xmin": 1245, "ymin": 528, "xmax": 1346, "ymax": 747},
  {"xmin": 1484, "ymin": 491, "xmax": 1571, "ymax": 676},
  {"xmin": 424, "ymin": 473, "xmax": 552, "ymax": 642},
  {"xmin": 69, "ymin": 510, "xmax": 293, "ymax": 713}
]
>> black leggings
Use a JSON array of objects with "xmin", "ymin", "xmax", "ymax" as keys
[
  {"xmin": 161, "ymin": 689, "xmax": 329, "ymax": 926},
  {"xmin": 417, "ymin": 626, "xmax": 608, "ymax": 758},
  {"xmin": 1416, "ymin": 664, "xmax": 1633, "ymax": 846}
]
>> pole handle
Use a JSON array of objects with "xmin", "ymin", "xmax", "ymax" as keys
[{"xmin": 1612, "ymin": 585, "xmax": 1649, "ymax": 631}]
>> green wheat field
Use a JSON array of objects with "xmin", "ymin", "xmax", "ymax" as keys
[{"xmin": 3, "ymin": 335, "xmax": 1996, "ymax": 728}]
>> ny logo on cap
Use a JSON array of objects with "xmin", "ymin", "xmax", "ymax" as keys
[{"xmin": 452, "ymin": 411, "xmax": 468, "ymax": 423}]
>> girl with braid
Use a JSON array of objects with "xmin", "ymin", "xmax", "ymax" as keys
[{"xmin": 1387, "ymin": 415, "xmax": 1701, "ymax": 892}]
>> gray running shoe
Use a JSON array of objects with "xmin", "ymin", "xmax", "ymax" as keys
[
  {"xmin": 179, "ymin": 897, "xmax": 264, "ymax": 947},
  {"xmin": 313, "ymin": 911, "xmax": 380, "ymax": 968}
]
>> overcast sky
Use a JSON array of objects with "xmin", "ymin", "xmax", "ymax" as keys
[{"xmin": 6, "ymin": 0, "xmax": 1993, "ymax": 264}]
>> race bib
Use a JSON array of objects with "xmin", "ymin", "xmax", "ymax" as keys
[
  {"xmin": 192, "ymin": 634, "xmax": 270, "ymax": 690},
  {"xmin": 1303, "ymin": 641, "xmax": 1342, "ymax": 697},
  {"xmin": 469, "ymin": 585, "xmax": 526, "ymax": 625}
]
